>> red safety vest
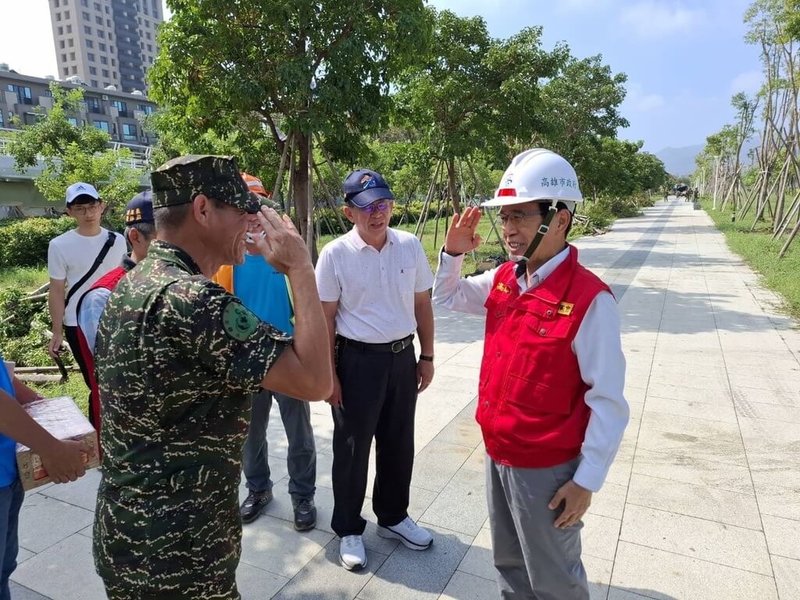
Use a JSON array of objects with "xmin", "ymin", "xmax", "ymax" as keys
[
  {"xmin": 75, "ymin": 265, "xmax": 128, "ymax": 432},
  {"xmin": 478, "ymin": 245, "xmax": 610, "ymax": 468}
]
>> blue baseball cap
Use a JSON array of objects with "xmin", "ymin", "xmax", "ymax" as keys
[
  {"xmin": 124, "ymin": 191, "xmax": 155, "ymax": 226},
  {"xmin": 342, "ymin": 169, "xmax": 394, "ymax": 208}
]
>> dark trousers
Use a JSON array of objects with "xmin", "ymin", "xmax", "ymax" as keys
[
  {"xmin": 242, "ymin": 388, "xmax": 316, "ymax": 502},
  {"xmin": 0, "ymin": 479, "xmax": 24, "ymax": 600},
  {"xmin": 64, "ymin": 325, "xmax": 92, "ymax": 390},
  {"xmin": 330, "ymin": 342, "xmax": 418, "ymax": 538}
]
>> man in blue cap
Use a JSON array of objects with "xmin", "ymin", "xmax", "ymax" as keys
[
  {"xmin": 316, "ymin": 168, "xmax": 436, "ymax": 571},
  {"xmin": 75, "ymin": 191, "xmax": 156, "ymax": 429}
]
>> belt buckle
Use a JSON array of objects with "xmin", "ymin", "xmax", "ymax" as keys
[{"xmin": 390, "ymin": 339, "xmax": 405, "ymax": 353}]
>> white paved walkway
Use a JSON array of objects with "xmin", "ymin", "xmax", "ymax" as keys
[{"xmin": 11, "ymin": 200, "xmax": 800, "ymax": 599}]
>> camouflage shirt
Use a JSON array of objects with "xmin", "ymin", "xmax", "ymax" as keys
[{"xmin": 92, "ymin": 240, "xmax": 289, "ymax": 599}]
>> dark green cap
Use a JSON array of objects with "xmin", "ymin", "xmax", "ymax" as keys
[{"xmin": 150, "ymin": 155, "xmax": 260, "ymax": 213}]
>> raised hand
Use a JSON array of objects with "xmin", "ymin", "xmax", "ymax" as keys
[
  {"xmin": 444, "ymin": 206, "xmax": 483, "ymax": 255},
  {"xmin": 252, "ymin": 207, "xmax": 312, "ymax": 274}
]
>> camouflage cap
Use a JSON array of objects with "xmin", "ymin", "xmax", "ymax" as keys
[{"xmin": 150, "ymin": 155, "xmax": 260, "ymax": 213}]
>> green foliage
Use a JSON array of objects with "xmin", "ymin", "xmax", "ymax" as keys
[
  {"xmin": 5, "ymin": 82, "xmax": 144, "ymax": 214},
  {"xmin": 0, "ymin": 285, "xmax": 66, "ymax": 368},
  {"xmin": 0, "ymin": 217, "xmax": 74, "ymax": 268}
]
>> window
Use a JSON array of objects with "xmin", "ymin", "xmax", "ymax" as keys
[
  {"xmin": 84, "ymin": 25, "xmax": 91, "ymax": 34},
  {"xmin": 64, "ymin": 10, "xmax": 70, "ymax": 18},
  {"xmin": 112, "ymin": 100, "xmax": 127, "ymax": 112},
  {"xmin": 110, "ymin": 45, "xmax": 114, "ymax": 52},
  {"xmin": 100, "ymin": 56, "xmax": 107, "ymax": 64},
  {"xmin": 93, "ymin": 120, "xmax": 109, "ymax": 132},
  {"xmin": 59, "ymin": 40, "xmax": 65, "ymax": 49},
  {"xmin": 61, "ymin": 53, "xmax": 67, "ymax": 62},
  {"xmin": 145, "ymin": 31, "xmax": 151, "ymax": 40},
  {"xmin": 102, "ymin": 68, "xmax": 109, "ymax": 77},
  {"xmin": 63, "ymin": 67, "xmax": 69, "ymax": 76},
  {"xmin": 71, "ymin": 65, "xmax": 77, "ymax": 74},
  {"xmin": 80, "ymin": 0, "xmax": 88, "ymax": 5},
  {"xmin": 88, "ymin": 53, "xmax": 95, "ymax": 62},
  {"xmin": 69, "ymin": 52, "xmax": 75, "ymax": 60},
  {"xmin": 95, "ymin": 15, "xmax": 102, "ymax": 24},
  {"xmin": 68, "ymin": 38, "xmax": 74, "ymax": 47},
  {"xmin": 55, "ymin": 0, "xmax": 60, "ymax": 6},
  {"xmin": 97, "ymin": 29, "xmax": 105, "ymax": 38},
  {"xmin": 56, "ymin": 12, "xmax": 61, "ymax": 21},
  {"xmin": 138, "ymin": 103, "xmax": 154, "ymax": 115},
  {"xmin": 98, "ymin": 42, "xmax": 106, "ymax": 51},
  {"xmin": 93, "ymin": 2, "xmax": 100, "ymax": 9},
  {"xmin": 122, "ymin": 123, "xmax": 137, "ymax": 141},
  {"xmin": 107, "ymin": 19, "xmax": 112, "ymax": 27},
  {"xmin": 7, "ymin": 85, "xmax": 33, "ymax": 105},
  {"xmin": 147, "ymin": 44, "xmax": 152, "ymax": 52},
  {"xmin": 105, "ymin": 6, "xmax": 109, "ymax": 13},
  {"xmin": 82, "ymin": 11, "xmax": 90, "ymax": 20},
  {"xmin": 57, "ymin": 26, "xmax": 63, "ymax": 34},
  {"xmin": 86, "ymin": 96, "xmax": 102, "ymax": 112},
  {"xmin": 86, "ymin": 39, "xmax": 93, "ymax": 48},
  {"xmin": 91, "ymin": 80, "xmax": 98, "ymax": 87},
  {"xmin": 66, "ymin": 24, "xmax": 72, "ymax": 33},
  {"xmin": 111, "ymin": 59, "xmax": 116, "ymax": 66},
  {"xmin": 89, "ymin": 66, "xmax": 97, "ymax": 75}
]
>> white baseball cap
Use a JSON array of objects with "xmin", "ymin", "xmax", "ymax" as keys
[{"xmin": 65, "ymin": 182, "xmax": 101, "ymax": 206}]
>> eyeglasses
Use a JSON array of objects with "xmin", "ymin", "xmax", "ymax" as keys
[
  {"xmin": 498, "ymin": 210, "xmax": 542, "ymax": 226},
  {"xmin": 359, "ymin": 200, "xmax": 392, "ymax": 214},
  {"xmin": 69, "ymin": 202, "xmax": 103, "ymax": 215}
]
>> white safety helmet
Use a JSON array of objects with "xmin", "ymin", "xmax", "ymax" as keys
[{"xmin": 482, "ymin": 148, "xmax": 583, "ymax": 210}]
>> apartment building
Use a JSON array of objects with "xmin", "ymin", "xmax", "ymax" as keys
[
  {"xmin": 48, "ymin": 0, "xmax": 163, "ymax": 93},
  {"xmin": 0, "ymin": 66, "xmax": 157, "ymax": 148}
]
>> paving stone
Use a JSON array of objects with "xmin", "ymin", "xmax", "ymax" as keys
[
  {"xmin": 589, "ymin": 482, "xmax": 627, "ymax": 520},
  {"xmin": 11, "ymin": 534, "xmax": 105, "ymax": 600},
  {"xmin": 584, "ymin": 554, "xmax": 614, "ymax": 600},
  {"xmin": 239, "ymin": 513, "xmax": 335, "ymax": 578},
  {"xmin": 609, "ymin": 542, "xmax": 778, "ymax": 600},
  {"xmin": 411, "ymin": 440, "xmax": 473, "ymax": 493},
  {"xmin": 631, "ymin": 449, "xmax": 754, "ymax": 495},
  {"xmin": 456, "ymin": 526, "xmax": 494, "ymax": 581},
  {"xmin": 272, "ymin": 535, "xmax": 389, "ymax": 600},
  {"xmin": 419, "ymin": 465, "xmax": 487, "ymax": 536},
  {"xmin": 9, "ymin": 582, "xmax": 50, "ymax": 600},
  {"xmin": 626, "ymin": 474, "xmax": 761, "ymax": 530},
  {"xmin": 772, "ymin": 555, "xmax": 800, "ymax": 600},
  {"xmin": 762, "ymin": 514, "xmax": 800, "ymax": 560},
  {"xmin": 620, "ymin": 505, "xmax": 772, "ymax": 575},
  {"xmin": 18, "ymin": 494, "xmax": 94, "ymax": 553},
  {"xmin": 582, "ymin": 514, "xmax": 621, "ymax": 562},
  {"xmin": 439, "ymin": 570, "xmax": 497, "ymax": 600},
  {"xmin": 37, "ymin": 468, "xmax": 100, "ymax": 513},
  {"xmin": 359, "ymin": 525, "xmax": 473, "ymax": 600},
  {"xmin": 642, "ymin": 394, "xmax": 738, "ymax": 423}
]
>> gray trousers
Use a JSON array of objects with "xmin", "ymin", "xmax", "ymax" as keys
[
  {"xmin": 242, "ymin": 388, "xmax": 316, "ymax": 502},
  {"xmin": 486, "ymin": 455, "xmax": 589, "ymax": 600}
]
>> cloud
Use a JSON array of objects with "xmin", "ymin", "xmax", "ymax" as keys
[
  {"xmin": 619, "ymin": 1, "xmax": 705, "ymax": 39},
  {"xmin": 730, "ymin": 70, "xmax": 763, "ymax": 95},
  {"xmin": 624, "ymin": 83, "xmax": 666, "ymax": 112}
]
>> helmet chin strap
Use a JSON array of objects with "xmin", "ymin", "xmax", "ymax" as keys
[{"xmin": 514, "ymin": 201, "xmax": 558, "ymax": 278}]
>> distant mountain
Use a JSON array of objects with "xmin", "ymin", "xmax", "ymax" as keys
[{"xmin": 655, "ymin": 145, "xmax": 704, "ymax": 177}]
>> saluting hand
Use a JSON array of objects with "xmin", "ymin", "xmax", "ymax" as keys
[
  {"xmin": 252, "ymin": 207, "xmax": 312, "ymax": 274},
  {"xmin": 549, "ymin": 479, "xmax": 592, "ymax": 528},
  {"xmin": 443, "ymin": 207, "xmax": 483, "ymax": 255}
]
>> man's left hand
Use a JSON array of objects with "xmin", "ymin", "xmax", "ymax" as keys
[
  {"xmin": 416, "ymin": 359, "xmax": 434, "ymax": 393},
  {"xmin": 548, "ymin": 479, "xmax": 592, "ymax": 528}
]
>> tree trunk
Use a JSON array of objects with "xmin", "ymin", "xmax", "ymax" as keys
[
  {"xmin": 291, "ymin": 130, "xmax": 318, "ymax": 262},
  {"xmin": 446, "ymin": 157, "xmax": 460, "ymax": 214}
]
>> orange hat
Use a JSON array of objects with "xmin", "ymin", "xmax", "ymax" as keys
[{"xmin": 241, "ymin": 172, "xmax": 271, "ymax": 199}]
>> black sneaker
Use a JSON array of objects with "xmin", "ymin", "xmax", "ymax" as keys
[
  {"xmin": 240, "ymin": 489, "xmax": 273, "ymax": 524},
  {"xmin": 293, "ymin": 498, "xmax": 317, "ymax": 532}
]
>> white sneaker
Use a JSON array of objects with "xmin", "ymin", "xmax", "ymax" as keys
[
  {"xmin": 377, "ymin": 517, "xmax": 433, "ymax": 550},
  {"xmin": 339, "ymin": 535, "xmax": 367, "ymax": 571}
]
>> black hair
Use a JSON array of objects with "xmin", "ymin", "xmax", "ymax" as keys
[{"xmin": 69, "ymin": 195, "xmax": 101, "ymax": 206}]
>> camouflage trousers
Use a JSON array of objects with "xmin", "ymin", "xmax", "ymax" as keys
[{"xmin": 103, "ymin": 576, "xmax": 240, "ymax": 600}]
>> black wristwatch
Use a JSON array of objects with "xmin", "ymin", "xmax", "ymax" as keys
[{"xmin": 419, "ymin": 354, "xmax": 434, "ymax": 362}]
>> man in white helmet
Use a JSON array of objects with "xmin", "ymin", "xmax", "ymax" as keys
[{"xmin": 432, "ymin": 149, "xmax": 628, "ymax": 600}]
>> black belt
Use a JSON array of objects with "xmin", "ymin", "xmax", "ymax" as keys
[{"xmin": 336, "ymin": 334, "xmax": 414, "ymax": 354}]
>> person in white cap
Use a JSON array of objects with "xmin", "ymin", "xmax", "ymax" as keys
[
  {"xmin": 47, "ymin": 182, "xmax": 126, "ymax": 391},
  {"xmin": 432, "ymin": 149, "xmax": 629, "ymax": 600}
]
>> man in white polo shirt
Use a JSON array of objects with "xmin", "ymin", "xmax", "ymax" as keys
[
  {"xmin": 315, "ymin": 169, "xmax": 435, "ymax": 571},
  {"xmin": 47, "ymin": 182, "xmax": 126, "ymax": 389}
]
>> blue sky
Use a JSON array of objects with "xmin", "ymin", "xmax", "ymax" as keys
[{"xmin": 0, "ymin": 0, "xmax": 763, "ymax": 152}]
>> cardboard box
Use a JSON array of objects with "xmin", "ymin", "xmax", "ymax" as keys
[{"xmin": 16, "ymin": 396, "xmax": 99, "ymax": 491}]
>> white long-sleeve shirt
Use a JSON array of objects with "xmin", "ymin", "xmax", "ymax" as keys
[{"xmin": 432, "ymin": 248, "xmax": 629, "ymax": 492}]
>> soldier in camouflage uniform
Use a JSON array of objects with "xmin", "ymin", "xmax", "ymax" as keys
[{"xmin": 92, "ymin": 155, "xmax": 332, "ymax": 599}]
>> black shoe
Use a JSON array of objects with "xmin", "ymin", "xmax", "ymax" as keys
[
  {"xmin": 240, "ymin": 489, "xmax": 273, "ymax": 524},
  {"xmin": 293, "ymin": 498, "xmax": 317, "ymax": 531}
]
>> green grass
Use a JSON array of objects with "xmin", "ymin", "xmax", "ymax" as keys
[
  {"xmin": 0, "ymin": 265, "xmax": 49, "ymax": 292},
  {"xmin": 701, "ymin": 198, "xmax": 800, "ymax": 319},
  {"xmin": 27, "ymin": 376, "xmax": 90, "ymax": 416}
]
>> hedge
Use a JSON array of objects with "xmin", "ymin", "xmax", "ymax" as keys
[{"xmin": 0, "ymin": 217, "xmax": 75, "ymax": 268}]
